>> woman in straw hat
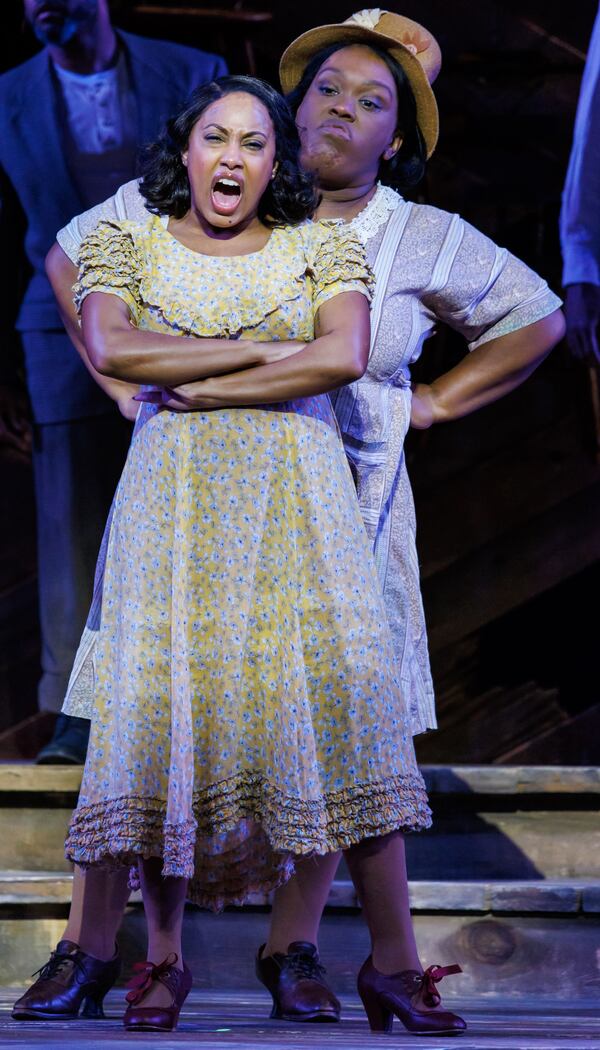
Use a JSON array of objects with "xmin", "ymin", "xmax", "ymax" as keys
[
  {"xmin": 252, "ymin": 10, "xmax": 561, "ymax": 1030},
  {"xmin": 29, "ymin": 8, "xmax": 563, "ymax": 1039}
]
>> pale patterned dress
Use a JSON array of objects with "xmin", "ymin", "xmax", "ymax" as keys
[
  {"xmin": 63, "ymin": 214, "xmax": 431, "ymax": 909},
  {"xmin": 58, "ymin": 181, "xmax": 562, "ymax": 739}
]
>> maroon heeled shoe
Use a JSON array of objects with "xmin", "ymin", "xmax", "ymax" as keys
[
  {"xmin": 357, "ymin": 956, "xmax": 467, "ymax": 1035},
  {"xmin": 123, "ymin": 953, "xmax": 192, "ymax": 1032}
]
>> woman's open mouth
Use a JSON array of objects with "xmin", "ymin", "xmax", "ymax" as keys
[{"xmin": 211, "ymin": 176, "xmax": 243, "ymax": 215}]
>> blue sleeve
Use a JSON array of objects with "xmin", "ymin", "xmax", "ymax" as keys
[{"xmin": 560, "ymin": 10, "xmax": 600, "ymax": 286}]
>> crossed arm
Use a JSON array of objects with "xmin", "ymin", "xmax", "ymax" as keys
[
  {"xmin": 49, "ymin": 237, "xmax": 562, "ymax": 427},
  {"xmin": 47, "ymin": 241, "xmax": 371, "ymax": 406}
]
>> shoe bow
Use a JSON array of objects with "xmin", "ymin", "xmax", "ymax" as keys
[
  {"xmin": 419, "ymin": 964, "xmax": 463, "ymax": 1007},
  {"xmin": 125, "ymin": 953, "xmax": 179, "ymax": 1004}
]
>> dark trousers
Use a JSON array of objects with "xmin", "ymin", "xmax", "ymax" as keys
[{"xmin": 32, "ymin": 414, "xmax": 131, "ymax": 712}]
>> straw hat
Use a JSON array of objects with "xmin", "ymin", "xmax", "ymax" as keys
[{"xmin": 279, "ymin": 8, "xmax": 441, "ymax": 158}]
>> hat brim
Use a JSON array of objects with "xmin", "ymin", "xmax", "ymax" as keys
[{"xmin": 279, "ymin": 23, "xmax": 439, "ymax": 159}]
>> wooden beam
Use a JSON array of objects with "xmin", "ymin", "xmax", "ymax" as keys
[
  {"xmin": 422, "ymin": 480, "xmax": 600, "ymax": 652},
  {"xmin": 415, "ymin": 411, "xmax": 600, "ymax": 581},
  {"xmin": 132, "ymin": 5, "xmax": 272, "ymax": 22}
]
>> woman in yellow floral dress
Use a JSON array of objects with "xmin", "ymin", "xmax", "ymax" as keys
[{"xmin": 60, "ymin": 75, "xmax": 430, "ymax": 1030}]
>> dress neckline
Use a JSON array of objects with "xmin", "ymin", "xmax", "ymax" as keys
[
  {"xmin": 346, "ymin": 183, "xmax": 402, "ymax": 244},
  {"xmin": 158, "ymin": 214, "xmax": 280, "ymax": 261}
]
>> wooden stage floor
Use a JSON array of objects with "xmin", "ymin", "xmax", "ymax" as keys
[{"xmin": 0, "ymin": 991, "xmax": 599, "ymax": 1050}]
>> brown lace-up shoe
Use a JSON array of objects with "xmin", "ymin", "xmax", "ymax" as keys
[
  {"xmin": 256, "ymin": 941, "xmax": 341, "ymax": 1022},
  {"xmin": 12, "ymin": 940, "xmax": 121, "ymax": 1020}
]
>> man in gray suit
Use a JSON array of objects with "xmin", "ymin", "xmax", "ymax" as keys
[{"xmin": 0, "ymin": 0, "xmax": 226, "ymax": 761}]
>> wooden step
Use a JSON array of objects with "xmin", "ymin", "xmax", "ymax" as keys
[
  {"xmin": 6, "ymin": 764, "xmax": 599, "ymax": 880},
  {"xmin": 1, "ymin": 871, "xmax": 599, "ymax": 914},
  {"xmin": 0, "ymin": 874, "xmax": 598, "ymax": 1000},
  {"xmin": 6, "ymin": 761, "xmax": 598, "ymax": 795}
]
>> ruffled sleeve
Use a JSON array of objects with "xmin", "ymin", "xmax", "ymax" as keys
[
  {"xmin": 74, "ymin": 219, "xmax": 142, "ymax": 322},
  {"xmin": 308, "ymin": 222, "xmax": 375, "ymax": 314}
]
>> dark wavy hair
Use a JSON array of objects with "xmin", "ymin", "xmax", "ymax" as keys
[
  {"xmin": 287, "ymin": 43, "xmax": 426, "ymax": 190},
  {"xmin": 140, "ymin": 75, "xmax": 317, "ymax": 224}
]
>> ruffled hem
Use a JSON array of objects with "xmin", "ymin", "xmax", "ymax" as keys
[{"xmin": 66, "ymin": 770, "xmax": 431, "ymax": 910}]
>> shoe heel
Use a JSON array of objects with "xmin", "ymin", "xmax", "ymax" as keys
[
  {"xmin": 359, "ymin": 989, "xmax": 394, "ymax": 1033},
  {"xmin": 81, "ymin": 992, "xmax": 107, "ymax": 1019},
  {"xmin": 269, "ymin": 998, "xmax": 282, "ymax": 1019},
  {"xmin": 81, "ymin": 972, "xmax": 115, "ymax": 1019}
]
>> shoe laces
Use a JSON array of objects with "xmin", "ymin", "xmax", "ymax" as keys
[
  {"xmin": 31, "ymin": 949, "xmax": 84, "ymax": 982},
  {"xmin": 284, "ymin": 949, "xmax": 326, "ymax": 982},
  {"xmin": 125, "ymin": 952, "xmax": 179, "ymax": 1005},
  {"xmin": 417, "ymin": 964, "xmax": 463, "ymax": 1008}
]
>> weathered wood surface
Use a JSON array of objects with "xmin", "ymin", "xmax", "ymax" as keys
[
  {"xmin": 422, "ymin": 481, "xmax": 600, "ymax": 653},
  {"xmin": 3, "ymin": 873, "xmax": 600, "ymax": 914},
  {"xmin": 4, "ymin": 764, "xmax": 599, "ymax": 796},
  {"xmin": 0, "ymin": 765, "xmax": 82, "ymax": 793},
  {"xmin": 5, "ymin": 765, "xmax": 599, "ymax": 877},
  {"xmin": 2, "ymin": 907, "xmax": 599, "ymax": 1000},
  {"xmin": 416, "ymin": 411, "xmax": 600, "ymax": 581},
  {"xmin": 0, "ymin": 990, "xmax": 599, "ymax": 1049},
  {"xmin": 422, "ymin": 765, "xmax": 600, "ymax": 794}
]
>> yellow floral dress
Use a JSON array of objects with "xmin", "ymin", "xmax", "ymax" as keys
[{"xmin": 64, "ymin": 214, "xmax": 431, "ymax": 909}]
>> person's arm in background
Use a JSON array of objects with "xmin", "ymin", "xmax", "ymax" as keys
[
  {"xmin": 46, "ymin": 242, "xmax": 140, "ymax": 420},
  {"xmin": 560, "ymin": 8, "xmax": 600, "ymax": 362},
  {"xmin": 47, "ymin": 181, "xmax": 153, "ymax": 420}
]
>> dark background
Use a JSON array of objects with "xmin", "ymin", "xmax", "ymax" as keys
[{"xmin": 1, "ymin": 1, "xmax": 599, "ymax": 764}]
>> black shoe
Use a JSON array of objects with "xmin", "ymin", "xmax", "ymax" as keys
[
  {"xmin": 12, "ymin": 940, "xmax": 121, "ymax": 1020},
  {"xmin": 256, "ymin": 941, "xmax": 341, "ymax": 1022},
  {"xmin": 36, "ymin": 714, "xmax": 90, "ymax": 765}
]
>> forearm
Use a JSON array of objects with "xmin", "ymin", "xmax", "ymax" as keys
[
  {"xmin": 80, "ymin": 291, "xmax": 264, "ymax": 385},
  {"xmin": 64, "ymin": 304, "xmax": 138, "ymax": 404},
  {"xmin": 90, "ymin": 324, "xmax": 260, "ymax": 386},
  {"xmin": 427, "ymin": 310, "xmax": 565, "ymax": 422},
  {"xmin": 84, "ymin": 288, "xmax": 368, "ymax": 396},
  {"xmin": 174, "ymin": 327, "xmax": 367, "ymax": 407}
]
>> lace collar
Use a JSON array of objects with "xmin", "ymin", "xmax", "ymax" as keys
[{"xmin": 347, "ymin": 183, "xmax": 402, "ymax": 245}]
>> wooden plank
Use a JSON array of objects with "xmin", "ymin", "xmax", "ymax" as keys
[
  {"xmin": 1, "ymin": 988, "xmax": 600, "ymax": 1047},
  {"xmin": 2, "ymin": 764, "xmax": 598, "ymax": 796},
  {"xmin": 415, "ymin": 411, "xmax": 600, "ymax": 581},
  {"xmin": 422, "ymin": 481, "xmax": 600, "ymax": 651},
  {"xmin": 133, "ymin": 5, "xmax": 272, "ymax": 22},
  {"xmin": 0, "ymin": 766, "xmax": 81, "ymax": 794},
  {"xmin": 422, "ymin": 765, "xmax": 600, "ymax": 795},
  {"xmin": 2, "ymin": 873, "xmax": 598, "ymax": 915}
]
